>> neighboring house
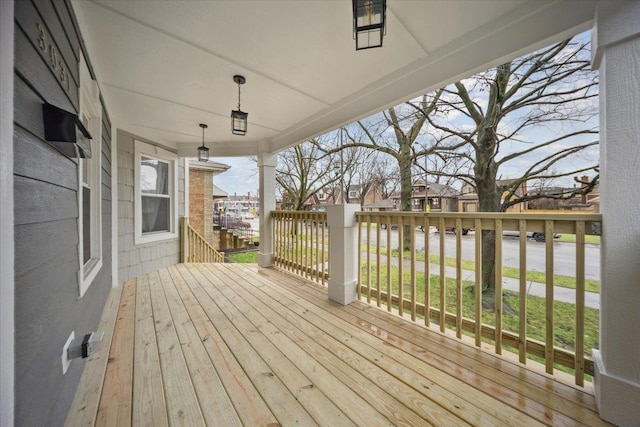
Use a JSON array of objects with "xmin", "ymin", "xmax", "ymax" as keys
[
  {"xmin": 304, "ymin": 184, "xmax": 382, "ymax": 210},
  {"xmin": 391, "ymin": 181, "xmax": 459, "ymax": 212},
  {"xmin": 526, "ymin": 176, "xmax": 599, "ymax": 212},
  {"xmin": 303, "ymin": 187, "xmax": 338, "ymax": 210},
  {"xmin": 334, "ymin": 184, "xmax": 383, "ymax": 207},
  {"xmin": 458, "ymin": 179, "xmax": 528, "ymax": 212}
]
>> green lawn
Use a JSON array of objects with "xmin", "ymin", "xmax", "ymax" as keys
[
  {"xmin": 557, "ymin": 234, "xmax": 601, "ymax": 244},
  {"xmin": 228, "ymin": 251, "xmax": 258, "ymax": 263}
]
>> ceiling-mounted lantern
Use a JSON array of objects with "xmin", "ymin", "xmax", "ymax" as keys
[
  {"xmin": 198, "ymin": 123, "xmax": 209, "ymax": 162},
  {"xmin": 353, "ymin": 0, "xmax": 386, "ymax": 51},
  {"xmin": 231, "ymin": 75, "xmax": 248, "ymax": 136}
]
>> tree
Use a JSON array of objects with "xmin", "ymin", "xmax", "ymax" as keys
[
  {"xmin": 318, "ymin": 93, "xmax": 459, "ymax": 249},
  {"xmin": 275, "ymin": 134, "xmax": 377, "ymax": 210},
  {"xmin": 413, "ymin": 35, "xmax": 599, "ymax": 291},
  {"xmin": 276, "ymin": 139, "xmax": 341, "ymax": 210}
]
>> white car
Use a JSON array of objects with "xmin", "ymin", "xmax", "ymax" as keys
[{"xmin": 243, "ymin": 213, "xmax": 255, "ymax": 219}]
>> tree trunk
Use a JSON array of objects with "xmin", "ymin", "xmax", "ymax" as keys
[
  {"xmin": 399, "ymin": 144, "xmax": 413, "ymax": 251},
  {"xmin": 475, "ymin": 149, "xmax": 501, "ymax": 292}
]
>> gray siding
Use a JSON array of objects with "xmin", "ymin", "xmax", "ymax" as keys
[
  {"xmin": 13, "ymin": 1, "xmax": 112, "ymax": 425},
  {"xmin": 117, "ymin": 129, "xmax": 184, "ymax": 283}
]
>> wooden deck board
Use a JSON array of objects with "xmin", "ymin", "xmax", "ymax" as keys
[
  {"xmin": 255, "ymin": 265, "xmax": 609, "ymax": 427},
  {"xmin": 184, "ymin": 263, "xmax": 356, "ymax": 427},
  {"xmin": 175, "ymin": 264, "xmax": 318, "ymax": 426},
  {"xmin": 166, "ymin": 265, "xmax": 278, "ymax": 426},
  {"xmin": 224, "ymin": 264, "xmax": 523, "ymax": 427},
  {"xmin": 95, "ymin": 279, "xmax": 136, "ymax": 427},
  {"xmin": 148, "ymin": 270, "xmax": 204, "ymax": 425},
  {"xmin": 67, "ymin": 263, "xmax": 611, "ymax": 427},
  {"xmin": 158, "ymin": 267, "xmax": 242, "ymax": 426},
  {"xmin": 132, "ymin": 275, "xmax": 168, "ymax": 427}
]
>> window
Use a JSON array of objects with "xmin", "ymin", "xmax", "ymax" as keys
[
  {"xmin": 134, "ymin": 141, "xmax": 178, "ymax": 244},
  {"xmin": 349, "ymin": 190, "xmax": 358, "ymax": 198},
  {"xmin": 78, "ymin": 57, "xmax": 102, "ymax": 297},
  {"xmin": 318, "ymin": 193, "xmax": 326, "ymax": 200}
]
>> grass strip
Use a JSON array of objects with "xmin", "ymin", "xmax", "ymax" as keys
[
  {"xmin": 360, "ymin": 262, "xmax": 599, "ymax": 376},
  {"xmin": 368, "ymin": 247, "xmax": 601, "ymax": 293}
]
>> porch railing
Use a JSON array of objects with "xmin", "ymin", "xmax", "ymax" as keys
[
  {"xmin": 181, "ymin": 217, "xmax": 225, "ymax": 263},
  {"xmin": 271, "ymin": 210, "xmax": 602, "ymax": 386},
  {"xmin": 272, "ymin": 211, "xmax": 328, "ymax": 286},
  {"xmin": 356, "ymin": 211, "xmax": 602, "ymax": 386}
]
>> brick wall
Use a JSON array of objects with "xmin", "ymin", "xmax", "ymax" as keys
[
  {"xmin": 189, "ymin": 169, "xmax": 205, "ymax": 234},
  {"xmin": 188, "ymin": 168, "xmax": 214, "ymax": 245},
  {"xmin": 117, "ymin": 130, "xmax": 184, "ymax": 282}
]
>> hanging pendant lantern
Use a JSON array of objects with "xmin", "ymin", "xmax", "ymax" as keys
[
  {"xmin": 231, "ymin": 75, "xmax": 248, "ymax": 135},
  {"xmin": 198, "ymin": 123, "xmax": 209, "ymax": 162},
  {"xmin": 353, "ymin": 0, "xmax": 386, "ymax": 50}
]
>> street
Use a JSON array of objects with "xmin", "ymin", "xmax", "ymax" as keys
[
  {"xmin": 363, "ymin": 228, "xmax": 600, "ymax": 281},
  {"xmin": 256, "ymin": 219, "xmax": 600, "ymax": 281}
]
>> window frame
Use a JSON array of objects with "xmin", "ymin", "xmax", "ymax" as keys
[
  {"xmin": 78, "ymin": 56, "xmax": 103, "ymax": 297},
  {"xmin": 134, "ymin": 140, "xmax": 178, "ymax": 245}
]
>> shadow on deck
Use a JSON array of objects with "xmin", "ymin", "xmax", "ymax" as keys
[{"xmin": 65, "ymin": 263, "xmax": 609, "ymax": 426}]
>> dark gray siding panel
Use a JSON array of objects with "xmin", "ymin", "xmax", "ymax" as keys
[
  {"xmin": 14, "ymin": 125, "xmax": 77, "ymax": 190},
  {"xmin": 14, "ymin": 219, "xmax": 78, "ymax": 277},
  {"xmin": 14, "ymin": 175, "xmax": 78, "ymax": 225},
  {"xmin": 13, "ymin": 0, "xmax": 113, "ymax": 425}
]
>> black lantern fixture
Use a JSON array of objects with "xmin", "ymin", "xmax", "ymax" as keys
[
  {"xmin": 231, "ymin": 75, "xmax": 248, "ymax": 136},
  {"xmin": 198, "ymin": 123, "xmax": 209, "ymax": 162},
  {"xmin": 353, "ymin": 0, "xmax": 386, "ymax": 50}
]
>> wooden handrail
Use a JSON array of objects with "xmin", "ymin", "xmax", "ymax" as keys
[{"xmin": 181, "ymin": 217, "xmax": 225, "ymax": 263}]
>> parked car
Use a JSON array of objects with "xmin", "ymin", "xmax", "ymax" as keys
[
  {"xmin": 502, "ymin": 230, "xmax": 561, "ymax": 242},
  {"xmin": 434, "ymin": 226, "xmax": 469, "ymax": 235}
]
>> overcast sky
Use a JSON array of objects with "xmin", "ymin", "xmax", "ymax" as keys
[{"xmin": 212, "ymin": 156, "xmax": 259, "ymax": 197}]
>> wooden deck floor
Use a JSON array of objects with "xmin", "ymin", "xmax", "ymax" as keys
[{"xmin": 65, "ymin": 263, "xmax": 610, "ymax": 426}]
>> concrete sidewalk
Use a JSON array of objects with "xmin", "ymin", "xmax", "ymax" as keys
[{"xmin": 452, "ymin": 265, "xmax": 600, "ymax": 309}]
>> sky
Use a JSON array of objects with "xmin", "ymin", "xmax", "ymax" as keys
[{"xmin": 212, "ymin": 156, "xmax": 259, "ymax": 197}]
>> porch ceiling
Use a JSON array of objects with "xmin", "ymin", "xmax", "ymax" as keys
[{"xmin": 72, "ymin": 0, "xmax": 596, "ymax": 157}]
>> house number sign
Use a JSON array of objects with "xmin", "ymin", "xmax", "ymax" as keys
[{"xmin": 36, "ymin": 22, "xmax": 71, "ymax": 93}]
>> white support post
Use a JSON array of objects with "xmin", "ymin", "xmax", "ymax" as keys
[
  {"xmin": 591, "ymin": 1, "xmax": 640, "ymax": 425},
  {"xmin": 327, "ymin": 204, "xmax": 360, "ymax": 305},
  {"xmin": 257, "ymin": 153, "xmax": 276, "ymax": 267}
]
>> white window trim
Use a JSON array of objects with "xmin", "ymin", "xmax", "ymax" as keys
[
  {"xmin": 134, "ymin": 140, "xmax": 179, "ymax": 245},
  {"xmin": 78, "ymin": 55, "xmax": 103, "ymax": 297}
]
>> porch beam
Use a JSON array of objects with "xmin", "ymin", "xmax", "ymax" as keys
[
  {"xmin": 591, "ymin": 1, "xmax": 640, "ymax": 425},
  {"xmin": 257, "ymin": 153, "xmax": 276, "ymax": 267}
]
